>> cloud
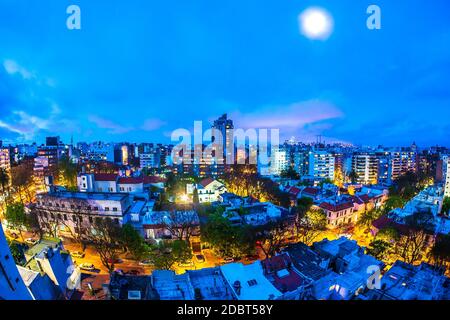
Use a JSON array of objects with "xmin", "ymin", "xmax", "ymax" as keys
[
  {"xmin": 88, "ymin": 115, "xmax": 133, "ymax": 134},
  {"xmin": 3, "ymin": 59, "xmax": 33, "ymax": 79},
  {"xmin": 230, "ymin": 100, "xmax": 343, "ymax": 129},
  {"xmin": 141, "ymin": 118, "xmax": 167, "ymax": 131}
]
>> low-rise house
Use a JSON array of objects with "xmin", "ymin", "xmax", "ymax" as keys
[
  {"xmin": 223, "ymin": 202, "xmax": 284, "ymax": 226},
  {"xmin": 77, "ymin": 173, "xmax": 153, "ymax": 200},
  {"xmin": 109, "ymin": 273, "xmax": 159, "ymax": 300},
  {"xmin": 186, "ymin": 178, "xmax": 227, "ymax": 203},
  {"xmin": 151, "ymin": 270, "xmax": 195, "ymax": 300},
  {"xmin": 141, "ymin": 208, "xmax": 200, "ymax": 243},
  {"xmin": 187, "ymin": 268, "xmax": 235, "ymax": 300},
  {"xmin": 22, "ymin": 237, "xmax": 80, "ymax": 299},
  {"xmin": 317, "ymin": 201, "xmax": 355, "ymax": 228},
  {"xmin": 220, "ymin": 261, "xmax": 282, "ymax": 300},
  {"xmin": 283, "ymin": 243, "xmax": 329, "ymax": 282},
  {"xmin": 364, "ymin": 261, "xmax": 450, "ymax": 300},
  {"xmin": 261, "ymin": 253, "xmax": 309, "ymax": 299},
  {"xmin": 33, "ymin": 191, "xmax": 133, "ymax": 238},
  {"xmin": 219, "ymin": 192, "xmax": 244, "ymax": 207}
]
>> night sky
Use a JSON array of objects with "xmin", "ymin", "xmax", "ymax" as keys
[{"xmin": 0, "ymin": 0, "xmax": 449, "ymax": 147}]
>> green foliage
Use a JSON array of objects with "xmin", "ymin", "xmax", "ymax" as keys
[
  {"xmin": 357, "ymin": 208, "xmax": 383, "ymax": 230},
  {"xmin": 201, "ymin": 214, "xmax": 254, "ymax": 258},
  {"xmin": 280, "ymin": 166, "xmax": 300, "ymax": 180},
  {"xmin": 429, "ymin": 234, "xmax": 450, "ymax": 267},
  {"xmin": 58, "ymin": 156, "xmax": 78, "ymax": 189},
  {"xmin": 193, "ymin": 188, "xmax": 200, "ymax": 204},
  {"xmin": 442, "ymin": 197, "xmax": 450, "ymax": 216},
  {"xmin": 5, "ymin": 203, "xmax": 30, "ymax": 232},
  {"xmin": 383, "ymin": 196, "xmax": 406, "ymax": 215},
  {"xmin": 148, "ymin": 240, "xmax": 192, "ymax": 270},
  {"xmin": 120, "ymin": 223, "xmax": 150, "ymax": 261},
  {"xmin": 348, "ymin": 170, "xmax": 359, "ymax": 184},
  {"xmin": 376, "ymin": 226, "xmax": 400, "ymax": 243},
  {"xmin": 367, "ymin": 239, "xmax": 392, "ymax": 260}
]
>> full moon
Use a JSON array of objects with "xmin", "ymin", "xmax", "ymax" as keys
[{"xmin": 299, "ymin": 7, "xmax": 334, "ymax": 40}]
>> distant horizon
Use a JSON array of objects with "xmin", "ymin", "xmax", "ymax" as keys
[{"xmin": 1, "ymin": 1, "xmax": 450, "ymax": 147}]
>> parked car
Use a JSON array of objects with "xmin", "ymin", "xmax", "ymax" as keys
[
  {"xmin": 107, "ymin": 258, "xmax": 123, "ymax": 264},
  {"xmin": 25, "ymin": 238, "xmax": 38, "ymax": 246},
  {"xmin": 138, "ymin": 260, "xmax": 152, "ymax": 266},
  {"xmin": 70, "ymin": 251, "xmax": 85, "ymax": 258},
  {"xmin": 223, "ymin": 257, "xmax": 235, "ymax": 263},
  {"xmin": 9, "ymin": 232, "xmax": 19, "ymax": 239},
  {"xmin": 195, "ymin": 254, "xmax": 206, "ymax": 263},
  {"xmin": 79, "ymin": 263, "xmax": 95, "ymax": 271},
  {"xmin": 127, "ymin": 269, "xmax": 140, "ymax": 275},
  {"xmin": 178, "ymin": 261, "xmax": 194, "ymax": 268}
]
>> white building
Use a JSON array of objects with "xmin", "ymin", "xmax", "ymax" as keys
[
  {"xmin": 270, "ymin": 148, "xmax": 288, "ymax": 176},
  {"xmin": 351, "ymin": 152, "xmax": 378, "ymax": 185},
  {"xmin": 0, "ymin": 147, "xmax": 10, "ymax": 175},
  {"xmin": 34, "ymin": 191, "xmax": 133, "ymax": 238},
  {"xmin": 220, "ymin": 261, "xmax": 282, "ymax": 300},
  {"xmin": 444, "ymin": 157, "xmax": 450, "ymax": 198},
  {"xmin": 0, "ymin": 225, "xmax": 33, "ymax": 300},
  {"xmin": 308, "ymin": 151, "xmax": 335, "ymax": 181},
  {"xmin": 77, "ymin": 173, "xmax": 148, "ymax": 199},
  {"xmin": 186, "ymin": 178, "xmax": 226, "ymax": 203}
]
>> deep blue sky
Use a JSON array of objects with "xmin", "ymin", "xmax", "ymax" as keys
[{"xmin": 0, "ymin": 0, "xmax": 449, "ymax": 147}]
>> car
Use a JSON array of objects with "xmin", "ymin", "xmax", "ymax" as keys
[
  {"xmin": 25, "ymin": 238, "xmax": 38, "ymax": 245},
  {"xmin": 107, "ymin": 258, "xmax": 123, "ymax": 264},
  {"xmin": 6, "ymin": 231, "xmax": 19, "ymax": 239},
  {"xmin": 178, "ymin": 261, "xmax": 194, "ymax": 268},
  {"xmin": 127, "ymin": 269, "xmax": 140, "ymax": 275},
  {"xmin": 138, "ymin": 260, "xmax": 153, "ymax": 266},
  {"xmin": 70, "ymin": 251, "xmax": 85, "ymax": 258},
  {"xmin": 79, "ymin": 263, "xmax": 95, "ymax": 271},
  {"xmin": 223, "ymin": 257, "xmax": 235, "ymax": 263},
  {"xmin": 114, "ymin": 269, "xmax": 124, "ymax": 275},
  {"xmin": 195, "ymin": 254, "xmax": 206, "ymax": 263}
]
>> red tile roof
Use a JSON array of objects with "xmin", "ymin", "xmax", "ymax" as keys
[
  {"xmin": 199, "ymin": 177, "xmax": 215, "ymax": 187},
  {"xmin": 143, "ymin": 176, "xmax": 166, "ymax": 184},
  {"xmin": 118, "ymin": 177, "xmax": 143, "ymax": 184},
  {"xmin": 302, "ymin": 187, "xmax": 319, "ymax": 195},
  {"xmin": 94, "ymin": 173, "xmax": 118, "ymax": 182},
  {"xmin": 359, "ymin": 194, "xmax": 371, "ymax": 203},
  {"xmin": 262, "ymin": 254, "xmax": 305, "ymax": 292},
  {"xmin": 319, "ymin": 201, "xmax": 354, "ymax": 212},
  {"xmin": 288, "ymin": 187, "xmax": 301, "ymax": 196}
]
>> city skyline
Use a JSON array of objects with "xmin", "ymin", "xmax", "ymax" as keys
[{"xmin": 1, "ymin": 1, "xmax": 450, "ymax": 146}]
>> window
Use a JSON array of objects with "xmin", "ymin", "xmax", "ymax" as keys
[
  {"xmin": 113, "ymin": 207, "xmax": 118, "ymax": 212},
  {"xmin": 89, "ymin": 217, "xmax": 93, "ymax": 223},
  {"xmin": 247, "ymin": 279, "xmax": 258, "ymax": 287},
  {"xmin": 94, "ymin": 207, "xmax": 99, "ymax": 211},
  {"xmin": 72, "ymin": 215, "xmax": 76, "ymax": 221},
  {"xmin": 105, "ymin": 207, "xmax": 110, "ymax": 211},
  {"xmin": 63, "ymin": 214, "xmax": 68, "ymax": 221}
]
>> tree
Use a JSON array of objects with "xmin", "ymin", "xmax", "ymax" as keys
[
  {"xmin": 383, "ymin": 196, "xmax": 406, "ymax": 215},
  {"xmin": 10, "ymin": 161, "xmax": 34, "ymax": 204},
  {"xmin": 148, "ymin": 240, "xmax": 192, "ymax": 270},
  {"xmin": 120, "ymin": 223, "xmax": 150, "ymax": 261},
  {"xmin": 57, "ymin": 156, "xmax": 78, "ymax": 189},
  {"xmin": 280, "ymin": 167, "xmax": 300, "ymax": 180},
  {"xmin": 0, "ymin": 167, "xmax": 9, "ymax": 193},
  {"xmin": 156, "ymin": 210, "xmax": 199, "ymax": 243},
  {"xmin": 86, "ymin": 218, "xmax": 123, "ymax": 273},
  {"xmin": 367, "ymin": 239, "xmax": 392, "ymax": 260},
  {"xmin": 348, "ymin": 170, "xmax": 359, "ymax": 184},
  {"xmin": 201, "ymin": 214, "xmax": 254, "ymax": 258},
  {"xmin": 357, "ymin": 208, "xmax": 383, "ymax": 231},
  {"xmin": 5, "ymin": 203, "xmax": 30, "ymax": 240},
  {"xmin": 294, "ymin": 208, "xmax": 327, "ymax": 245},
  {"xmin": 394, "ymin": 210, "xmax": 434, "ymax": 264},
  {"xmin": 376, "ymin": 226, "xmax": 399, "ymax": 243},
  {"xmin": 192, "ymin": 188, "xmax": 200, "ymax": 205},
  {"xmin": 442, "ymin": 197, "xmax": 450, "ymax": 216},
  {"xmin": 428, "ymin": 234, "xmax": 450, "ymax": 268},
  {"xmin": 254, "ymin": 219, "xmax": 290, "ymax": 259}
]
